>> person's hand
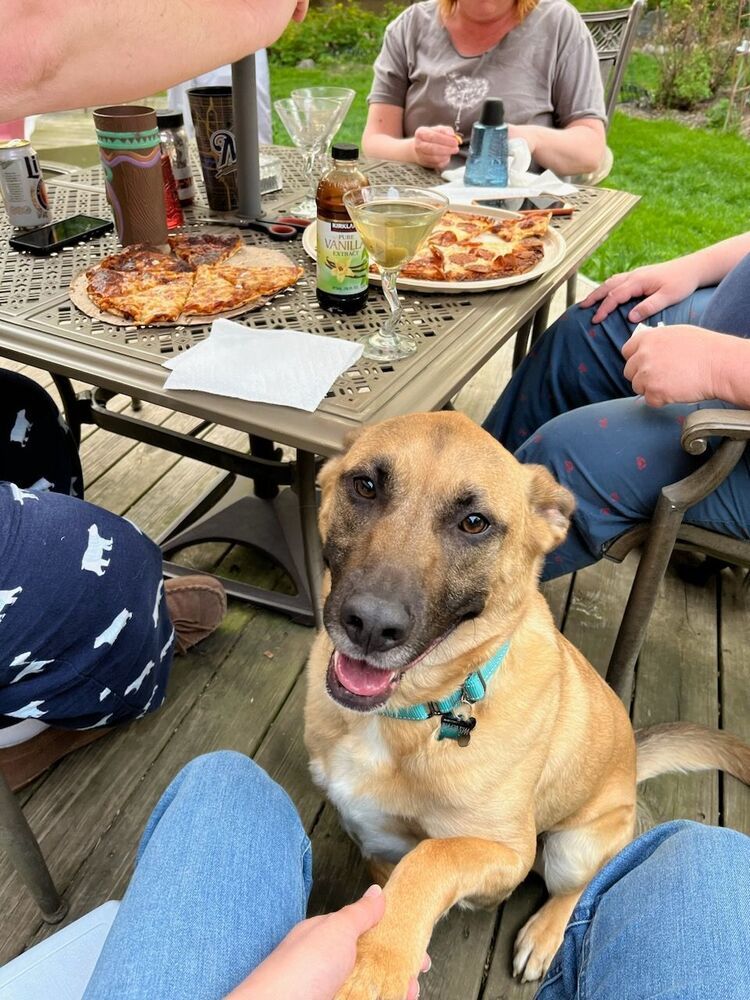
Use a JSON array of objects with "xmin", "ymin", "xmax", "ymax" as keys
[
  {"xmin": 580, "ymin": 258, "xmax": 703, "ymax": 325},
  {"xmin": 507, "ymin": 123, "xmax": 539, "ymax": 157},
  {"xmin": 412, "ymin": 125, "xmax": 460, "ymax": 170},
  {"xmin": 622, "ymin": 324, "xmax": 721, "ymax": 406},
  {"xmin": 227, "ymin": 884, "xmax": 430, "ymax": 1000},
  {"xmin": 292, "ymin": 0, "xmax": 309, "ymax": 21}
]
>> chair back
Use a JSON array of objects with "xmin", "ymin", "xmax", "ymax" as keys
[{"xmin": 582, "ymin": 1, "xmax": 646, "ymax": 130}]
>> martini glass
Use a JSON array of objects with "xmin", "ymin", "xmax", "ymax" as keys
[
  {"xmin": 291, "ymin": 86, "xmax": 355, "ymax": 176},
  {"xmin": 274, "ymin": 95, "xmax": 342, "ymax": 217},
  {"xmin": 343, "ymin": 185, "xmax": 448, "ymax": 362}
]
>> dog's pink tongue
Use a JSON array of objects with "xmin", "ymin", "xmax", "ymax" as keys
[{"xmin": 333, "ymin": 651, "xmax": 395, "ymax": 697}]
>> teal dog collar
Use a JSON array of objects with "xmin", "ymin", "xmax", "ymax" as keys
[{"xmin": 379, "ymin": 641, "xmax": 510, "ymax": 747}]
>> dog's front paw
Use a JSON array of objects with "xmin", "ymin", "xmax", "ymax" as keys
[
  {"xmin": 334, "ymin": 946, "xmax": 414, "ymax": 1000},
  {"xmin": 512, "ymin": 904, "xmax": 565, "ymax": 984}
]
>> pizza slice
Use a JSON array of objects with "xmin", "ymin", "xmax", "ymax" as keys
[
  {"xmin": 181, "ymin": 263, "xmax": 247, "ymax": 316},
  {"xmin": 432, "ymin": 233, "xmax": 545, "ymax": 281},
  {"xmin": 426, "ymin": 211, "xmax": 496, "ymax": 247},
  {"xmin": 399, "ymin": 244, "xmax": 445, "ymax": 281},
  {"xmin": 167, "ymin": 232, "xmax": 244, "ymax": 267},
  {"xmin": 214, "ymin": 262, "xmax": 303, "ymax": 298},
  {"xmin": 96, "ymin": 246, "xmax": 190, "ymax": 275},
  {"xmin": 91, "ymin": 273, "xmax": 195, "ymax": 324},
  {"xmin": 488, "ymin": 212, "xmax": 552, "ymax": 242}
]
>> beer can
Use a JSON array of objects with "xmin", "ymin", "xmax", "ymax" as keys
[{"xmin": 0, "ymin": 139, "xmax": 51, "ymax": 229}]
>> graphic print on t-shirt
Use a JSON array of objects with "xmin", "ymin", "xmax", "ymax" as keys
[{"xmin": 444, "ymin": 74, "xmax": 490, "ymax": 133}]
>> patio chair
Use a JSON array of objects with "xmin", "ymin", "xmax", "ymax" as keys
[
  {"xmin": 604, "ymin": 408, "xmax": 750, "ymax": 707},
  {"xmin": 0, "ymin": 767, "xmax": 68, "ymax": 923}
]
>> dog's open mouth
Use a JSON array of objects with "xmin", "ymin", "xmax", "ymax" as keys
[
  {"xmin": 325, "ymin": 627, "xmax": 456, "ymax": 712},
  {"xmin": 326, "ymin": 650, "xmax": 399, "ymax": 712}
]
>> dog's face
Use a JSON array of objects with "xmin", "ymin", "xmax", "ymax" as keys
[{"xmin": 318, "ymin": 412, "xmax": 574, "ymax": 713}]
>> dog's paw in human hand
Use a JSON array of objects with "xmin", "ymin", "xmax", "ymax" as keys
[
  {"xmin": 334, "ymin": 939, "xmax": 428, "ymax": 1000},
  {"xmin": 512, "ymin": 900, "xmax": 569, "ymax": 983}
]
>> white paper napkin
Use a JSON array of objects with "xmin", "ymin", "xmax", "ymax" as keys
[
  {"xmin": 437, "ymin": 142, "xmax": 578, "ymax": 204},
  {"xmin": 163, "ymin": 318, "xmax": 363, "ymax": 412}
]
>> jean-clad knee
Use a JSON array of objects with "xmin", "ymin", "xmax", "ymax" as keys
[
  {"xmin": 85, "ymin": 751, "xmax": 312, "ymax": 1000},
  {"xmin": 162, "ymin": 750, "xmax": 308, "ymax": 851},
  {"xmin": 538, "ymin": 821, "xmax": 750, "ymax": 1000}
]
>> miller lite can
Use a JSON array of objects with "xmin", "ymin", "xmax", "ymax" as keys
[{"xmin": 0, "ymin": 139, "xmax": 51, "ymax": 228}]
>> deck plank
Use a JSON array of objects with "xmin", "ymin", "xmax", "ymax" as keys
[
  {"xmin": 632, "ymin": 568, "xmax": 719, "ymax": 828},
  {"xmin": 719, "ymin": 572, "xmax": 750, "ymax": 833}
]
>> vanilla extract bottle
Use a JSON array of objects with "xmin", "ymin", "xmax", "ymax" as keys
[{"xmin": 316, "ymin": 143, "xmax": 369, "ymax": 314}]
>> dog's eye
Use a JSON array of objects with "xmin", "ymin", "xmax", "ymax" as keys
[
  {"xmin": 459, "ymin": 513, "xmax": 489, "ymax": 534},
  {"xmin": 353, "ymin": 476, "xmax": 376, "ymax": 499}
]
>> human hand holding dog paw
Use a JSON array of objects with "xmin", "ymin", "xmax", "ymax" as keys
[
  {"xmin": 227, "ymin": 884, "xmax": 427, "ymax": 1000},
  {"xmin": 333, "ymin": 922, "xmax": 431, "ymax": 1000}
]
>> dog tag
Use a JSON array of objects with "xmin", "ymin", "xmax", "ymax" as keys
[{"xmin": 436, "ymin": 712, "xmax": 476, "ymax": 746}]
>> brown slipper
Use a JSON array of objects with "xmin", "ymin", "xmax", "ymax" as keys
[
  {"xmin": 164, "ymin": 575, "xmax": 227, "ymax": 655},
  {"xmin": 0, "ymin": 726, "xmax": 113, "ymax": 792}
]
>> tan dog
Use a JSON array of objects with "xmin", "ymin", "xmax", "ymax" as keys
[{"xmin": 304, "ymin": 412, "xmax": 750, "ymax": 1000}]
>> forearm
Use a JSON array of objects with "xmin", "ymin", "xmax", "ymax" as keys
[
  {"xmin": 679, "ymin": 233, "xmax": 750, "ymax": 289},
  {"xmin": 361, "ymin": 129, "xmax": 417, "ymax": 165},
  {"xmin": 1, "ymin": 0, "xmax": 299, "ymax": 118},
  {"xmin": 714, "ymin": 333, "xmax": 750, "ymax": 407},
  {"xmin": 516, "ymin": 122, "xmax": 605, "ymax": 176}
]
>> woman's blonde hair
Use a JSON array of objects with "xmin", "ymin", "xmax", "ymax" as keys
[{"xmin": 437, "ymin": 0, "xmax": 540, "ymax": 22}]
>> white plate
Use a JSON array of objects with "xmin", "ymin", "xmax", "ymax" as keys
[{"xmin": 302, "ymin": 204, "xmax": 567, "ymax": 294}]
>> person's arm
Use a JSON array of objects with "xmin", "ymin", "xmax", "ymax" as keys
[
  {"xmin": 509, "ymin": 118, "xmax": 606, "ymax": 177},
  {"xmin": 0, "ymin": 0, "xmax": 308, "ymax": 119},
  {"xmin": 361, "ymin": 103, "xmax": 459, "ymax": 170},
  {"xmin": 581, "ymin": 232, "xmax": 750, "ymax": 324},
  {"xmin": 622, "ymin": 324, "xmax": 750, "ymax": 408}
]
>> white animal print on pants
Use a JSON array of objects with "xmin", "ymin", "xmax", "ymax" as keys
[{"xmin": 82, "ymin": 523, "xmax": 114, "ymax": 576}]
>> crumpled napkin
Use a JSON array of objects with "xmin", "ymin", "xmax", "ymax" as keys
[
  {"xmin": 436, "ymin": 138, "xmax": 577, "ymax": 203},
  {"xmin": 163, "ymin": 318, "xmax": 363, "ymax": 412}
]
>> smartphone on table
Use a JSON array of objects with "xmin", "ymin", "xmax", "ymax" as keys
[
  {"xmin": 472, "ymin": 194, "xmax": 575, "ymax": 216},
  {"xmin": 9, "ymin": 215, "xmax": 114, "ymax": 255}
]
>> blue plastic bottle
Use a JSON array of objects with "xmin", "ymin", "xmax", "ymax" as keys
[{"xmin": 464, "ymin": 98, "xmax": 509, "ymax": 187}]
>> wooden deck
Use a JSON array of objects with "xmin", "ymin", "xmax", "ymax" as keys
[{"xmin": 1, "ymin": 331, "xmax": 749, "ymax": 998}]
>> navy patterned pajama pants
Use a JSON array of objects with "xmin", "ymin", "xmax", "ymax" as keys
[
  {"xmin": 0, "ymin": 371, "xmax": 173, "ymax": 730},
  {"xmin": 484, "ymin": 254, "xmax": 750, "ymax": 580}
]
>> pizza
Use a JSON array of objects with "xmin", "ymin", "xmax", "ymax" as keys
[
  {"xmin": 167, "ymin": 232, "xmax": 244, "ymax": 267},
  {"xmin": 79, "ymin": 233, "xmax": 303, "ymax": 325},
  {"xmin": 397, "ymin": 210, "xmax": 553, "ymax": 282}
]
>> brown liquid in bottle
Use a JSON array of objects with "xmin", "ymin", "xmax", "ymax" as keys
[{"xmin": 316, "ymin": 143, "xmax": 369, "ymax": 314}]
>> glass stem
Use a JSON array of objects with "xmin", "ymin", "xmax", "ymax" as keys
[
  {"xmin": 380, "ymin": 268, "xmax": 403, "ymax": 343},
  {"xmin": 302, "ymin": 147, "xmax": 316, "ymax": 200}
]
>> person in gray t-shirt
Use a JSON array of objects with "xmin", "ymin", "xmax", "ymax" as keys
[{"xmin": 363, "ymin": 0, "xmax": 607, "ymax": 176}]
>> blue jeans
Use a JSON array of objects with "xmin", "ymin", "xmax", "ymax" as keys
[
  {"xmin": 83, "ymin": 752, "xmax": 312, "ymax": 1000},
  {"xmin": 483, "ymin": 254, "xmax": 750, "ymax": 579},
  {"xmin": 82, "ymin": 753, "xmax": 749, "ymax": 999}
]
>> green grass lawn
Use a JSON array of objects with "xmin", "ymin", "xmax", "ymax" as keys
[{"xmin": 271, "ymin": 63, "xmax": 750, "ymax": 282}]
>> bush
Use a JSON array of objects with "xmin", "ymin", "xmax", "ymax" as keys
[
  {"xmin": 654, "ymin": 0, "xmax": 749, "ymax": 109},
  {"xmin": 270, "ymin": 0, "xmax": 407, "ymax": 67}
]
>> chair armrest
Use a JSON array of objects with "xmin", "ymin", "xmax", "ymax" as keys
[{"xmin": 681, "ymin": 408, "xmax": 750, "ymax": 455}]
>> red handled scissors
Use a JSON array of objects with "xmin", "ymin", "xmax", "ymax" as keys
[{"xmin": 201, "ymin": 214, "xmax": 311, "ymax": 241}]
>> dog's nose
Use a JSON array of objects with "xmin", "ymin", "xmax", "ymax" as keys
[{"xmin": 341, "ymin": 593, "xmax": 411, "ymax": 654}]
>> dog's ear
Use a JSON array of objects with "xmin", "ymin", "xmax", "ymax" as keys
[{"xmin": 525, "ymin": 463, "xmax": 575, "ymax": 554}]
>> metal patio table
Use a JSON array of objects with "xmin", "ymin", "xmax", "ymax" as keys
[{"xmin": 0, "ymin": 147, "xmax": 638, "ymax": 627}]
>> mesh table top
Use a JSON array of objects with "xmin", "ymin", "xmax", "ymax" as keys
[{"xmin": 0, "ymin": 146, "xmax": 638, "ymax": 455}]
